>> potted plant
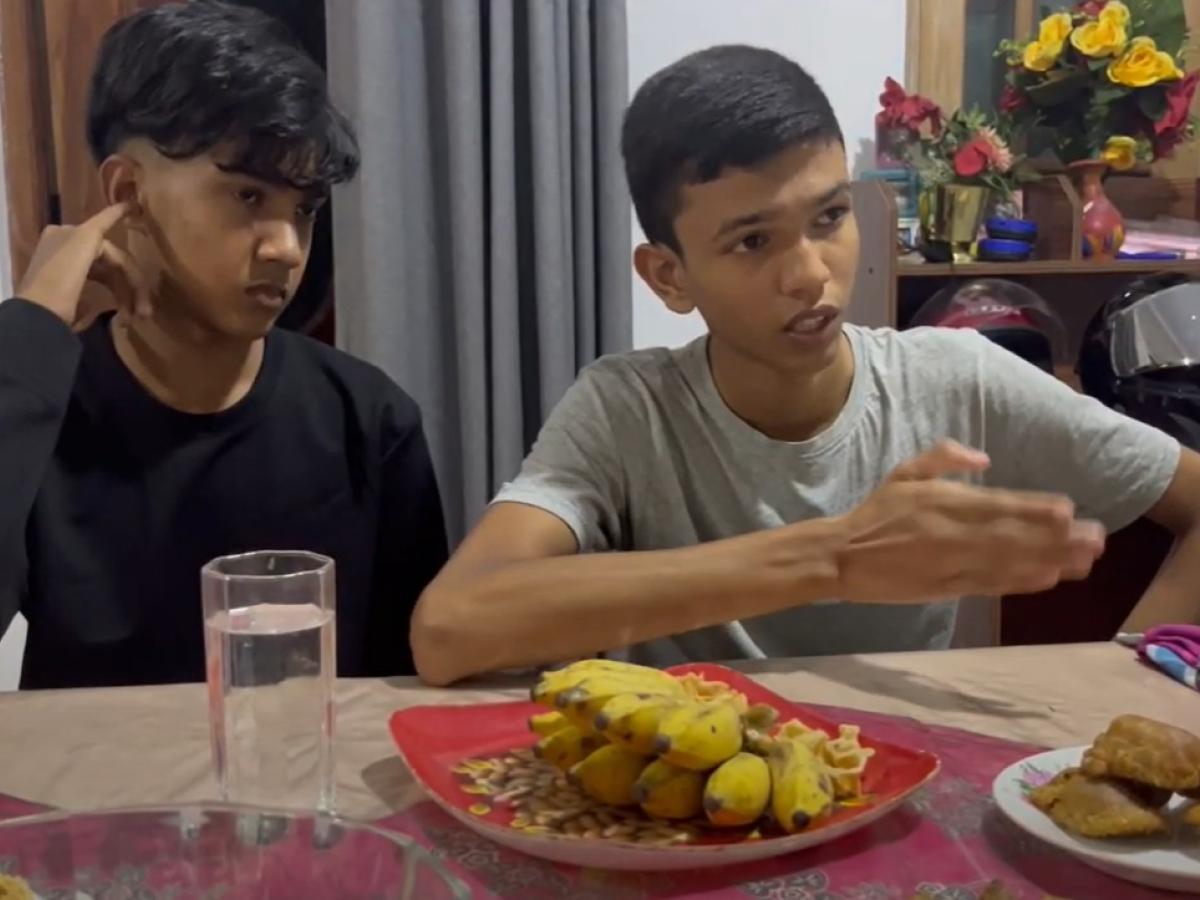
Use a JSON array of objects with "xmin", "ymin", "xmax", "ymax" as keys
[
  {"xmin": 998, "ymin": 0, "xmax": 1198, "ymax": 259},
  {"xmin": 877, "ymin": 79, "xmax": 1027, "ymax": 262}
]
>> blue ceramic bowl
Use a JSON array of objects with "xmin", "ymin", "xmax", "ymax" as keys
[
  {"xmin": 977, "ymin": 238, "xmax": 1034, "ymax": 262},
  {"xmin": 985, "ymin": 217, "xmax": 1038, "ymax": 243}
]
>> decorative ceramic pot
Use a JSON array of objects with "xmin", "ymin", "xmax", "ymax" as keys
[{"xmin": 1068, "ymin": 160, "xmax": 1125, "ymax": 261}]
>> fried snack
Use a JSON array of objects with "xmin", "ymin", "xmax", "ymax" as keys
[
  {"xmin": 0, "ymin": 874, "xmax": 34, "ymax": 900},
  {"xmin": 1122, "ymin": 780, "xmax": 1173, "ymax": 809},
  {"xmin": 675, "ymin": 672, "xmax": 749, "ymax": 714},
  {"xmin": 1029, "ymin": 768, "xmax": 1168, "ymax": 838},
  {"xmin": 776, "ymin": 719, "xmax": 875, "ymax": 800},
  {"xmin": 1184, "ymin": 803, "xmax": 1200, "ymax": 830},
  {"xmin": 1081, "ymin": 714, "xmax": 1200, "ymax": 792}
]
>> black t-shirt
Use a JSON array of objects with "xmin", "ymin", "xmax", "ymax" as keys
[{"xmin": 0, "ymin": 298, "xmax": 447, "ymax": 688}]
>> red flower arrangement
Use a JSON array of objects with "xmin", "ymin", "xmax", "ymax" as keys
[
  {"xmin": 877, "ymin": 77, "xmax": 943, "ymax": 135},
  {"xmin": 1154, "ymin": 72, "xmax": 1200, "ymax": 158},
  {"xmin": 876, "ymin": 78, "xmax": 1025, "ymax": 199}
]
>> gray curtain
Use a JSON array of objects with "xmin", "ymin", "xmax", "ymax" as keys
[{"xmin": 327, "ymin": 0, "xmax": 632, "ymax": 543}]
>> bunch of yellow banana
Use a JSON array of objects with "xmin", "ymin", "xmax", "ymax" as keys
[{"xmin": 524, "ymin": 659, "xmax": 863, "ymax": 834}]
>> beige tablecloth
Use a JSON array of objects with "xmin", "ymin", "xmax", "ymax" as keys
[{"xmin": 0, "ymin": 642, "xmax": 1196, "ymax": 821}]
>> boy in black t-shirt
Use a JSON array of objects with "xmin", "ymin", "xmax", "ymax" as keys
[{"xmin": 0, "ymin": 1, "xmax": 446, "ymax": 687}]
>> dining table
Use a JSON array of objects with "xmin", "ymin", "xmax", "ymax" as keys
[{"xmin": 0, "ymin": 641, "xmax": 1197, "ymax": 897}]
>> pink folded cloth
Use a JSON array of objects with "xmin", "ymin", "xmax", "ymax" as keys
[{"xmin": 1137, "ymin": 624, "xmax": 1200, "ymax": 690}]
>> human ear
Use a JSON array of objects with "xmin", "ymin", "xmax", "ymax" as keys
[
  {"xmin": 97, "ymin": 154, "xmax": 145, "ymax": 227},
  {"xmin": 633, "ymin": 242, "xmax": 695, "ymax": 315}
]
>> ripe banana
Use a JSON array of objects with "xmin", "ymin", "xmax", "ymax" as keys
[
  {"xmin": 654, "ymin": 700, "xmax": 743, "ymax": 771},
  {"xmin": 528, "ymin": 710, "xmax": 571, "ymax": 738},
  {"xmin": 559, "ymin": 692, "xmax": 617, "ymax": 735},
  {"xmin": 553, "ymin": 673, "xmax": 686, "ymax": 710},
  {"xmin": 594, "ymin": 694, "xmax": 685, "ymax": 754},
  {"xmin": 767, "ymin": 737, "xmax": 834, "ymax": 833},
  {"xmin": 532, "ymin": 724, "xmax": 606, "ymax": 772},
  {"xmin": 531, "ymin": 660, "xmax": 683, "ymax": 707},
  {"xmin": 703, "ymin": 752, "xmax": 771, "ymax": 827},
  {"xmin": 568, "ymin": 744, "xmax": 649, "ymax": 807},
  {"xmin": 634, "ymin": 758, "xmax": 706, "ymax": 820}
]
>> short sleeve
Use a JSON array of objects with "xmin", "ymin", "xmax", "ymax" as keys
[
  {"xmin": 974, "ymin": 333, "xmax": 1180, "ymax": 531},
  {"xmin": 492, "ymin": 365, "xmax": 627, "ymax": 552}
]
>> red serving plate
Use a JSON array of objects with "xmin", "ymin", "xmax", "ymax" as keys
[{"xmin": 389, "ymin": 663, "xmax": 940, "ymax": 871}]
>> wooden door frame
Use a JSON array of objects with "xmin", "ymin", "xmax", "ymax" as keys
[
  {"xmin": 0, "ymin": 0, "xmax": 55, "ymax": 287},
  {"xmin": 905, "ymin": 0, "xmax": 968, "ymax": 112}
]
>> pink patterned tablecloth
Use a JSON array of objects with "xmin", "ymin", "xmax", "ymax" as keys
[
  {"xmin": 1, "ymin": 657, "xmax": 1196, "ymax": 900},
  {"xmin": 372, "ymin": 705, "xmax": 1190, "ymax": 900}
]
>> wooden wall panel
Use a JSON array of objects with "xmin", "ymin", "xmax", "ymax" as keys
[
  {"xmin": 41, "ymin": 0, "xmax": 169, "ymax": 226},
  {"xmin": 905, "ymin": 0, "xmax": 967, "ymax": 111},
  {"xmin": 1013, "ymin": 0, "xmax": 1036, "ymax": 43},
  {"xmin": 0, "ymin": 0, "xmax": 54, "ymax": 282}
]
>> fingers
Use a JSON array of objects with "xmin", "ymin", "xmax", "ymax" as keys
[
  {"xmin": 901, "ymin": 478, "xmax": 1075, "ymax": 528},
  {"xmin": 844, "ymin": 471, "xmax": 1110, "ymax": 604},
  {"xmin": 972, "ymin": 488, "xmax": 1075, "ymax": 529},
  {"xmin": 940, "ymin": 515, "xmax": 1105, "ymax": 597},
  {"xmin": 890, "ymin": 440, "xmax": 991, "ymax": 482},
  {"xmin": 93, "ymin": 239, "xmax": 153, "ymax": 319},
  {"xmin": 80, "ymin": 201, "xmax": 136, "ymax": 239}
]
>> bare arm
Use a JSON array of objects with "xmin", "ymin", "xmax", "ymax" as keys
[
  {"xmin": 1123, "ymin": 446, "xmax": 1200, "ymax": 631},
  {"xmin": 411, "ymin": 443, "xmax": 1102, "ymax": 685},
  {"xmin": 410, "ymin": 502, "xmax": 843, "ymax": 685}
]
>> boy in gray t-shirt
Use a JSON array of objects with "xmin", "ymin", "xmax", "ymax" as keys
[{"xmin": 412, "ymin": 45, "xmax": 1200, "ymax": 685}]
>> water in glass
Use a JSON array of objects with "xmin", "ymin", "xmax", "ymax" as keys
[{"xmin": 202, "ymin": 551, "xmax": 336, "ymax": 811}]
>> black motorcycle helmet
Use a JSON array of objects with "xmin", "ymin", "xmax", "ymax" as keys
[{"xmin": 1077, "ymin": 273, "xmax": 1200, "ymax": 450}]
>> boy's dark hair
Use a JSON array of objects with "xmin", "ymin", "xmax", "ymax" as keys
[
  {"xmin": 622, "ymin": 45, "xmax": 843, "ymax": 253},
  {"xmin": 87, "ymin": 0, "xmax": 359, "ymax": 191}
]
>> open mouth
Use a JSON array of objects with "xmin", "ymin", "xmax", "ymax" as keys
[
  {"xmin": 247, "ymin": 284, "xmax": 287, "ymax": 304},
  {"xmin": 784, "ymin": 306, "xmax": 839, "ymax": 336}
]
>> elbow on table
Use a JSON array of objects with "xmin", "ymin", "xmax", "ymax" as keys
[{"xmin": 410, "ymin": 585, "xmax": 477, "ymax": 687}]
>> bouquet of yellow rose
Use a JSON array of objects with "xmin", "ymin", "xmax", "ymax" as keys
[{"xmin": 998, "ymin": 0, "xmax": 1197, "ymax": 169}]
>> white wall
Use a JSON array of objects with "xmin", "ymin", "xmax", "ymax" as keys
[{"xmin": 626, "ymin": 0, "xmax": 908, "ymax": 349}]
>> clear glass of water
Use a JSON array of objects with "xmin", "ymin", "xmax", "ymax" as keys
[{"xmin": 202, "ymin": 551, "xmax": 337, "ymax": 813}]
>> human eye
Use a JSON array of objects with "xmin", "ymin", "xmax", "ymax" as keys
[
  {"xmin": 732, "ymin": 231, "xmax": 771, "ymax": 254},
  {"xmin": 815, "ymin": 204, "xmax": 851, "ymax": 230}
]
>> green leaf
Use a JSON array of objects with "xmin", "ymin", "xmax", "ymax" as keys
[
  {"xmin": 1093, "ymin": 83, "xmax": 1128, "ymax": 106},
  {"xmin": 1127, "ymin": 0, "xmax": 1189, "ymax": 56},
  {"xmin": 1088, "ymin": 58, "xmax": 1111, "ymax": 72},
  {"xmin": 1025, "ymin": 69, "xmax": 1091, "ymax": 107},
  {"xmin": 1137, "ymin": 86, "xmax": 1170, "ymax": 121}
]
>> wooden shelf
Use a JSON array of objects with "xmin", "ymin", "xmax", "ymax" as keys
[{"xmin": 898, "ymin": 259, "xmax": 1200, "ymax": 278}]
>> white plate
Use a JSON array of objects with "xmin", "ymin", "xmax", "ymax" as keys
[{"xmin": 992, "ymin": 746, "xmax": 1200, "ymax": 894}]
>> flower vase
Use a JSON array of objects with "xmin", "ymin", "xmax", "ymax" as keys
[
  {"xmin": 918, "ymin": 183, "xmax": 991, "ymax": 263},
  {"xmin": 1068, "ymin": 160, "xmax": 1125, "ymax": 261}
]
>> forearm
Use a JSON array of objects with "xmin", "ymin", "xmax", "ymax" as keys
[
  {"xmin": 411, "ymin": 520, "xmax": 843, "ymax": 685},
  {"xmin": 1122, "ymin": 524, "xmax": 1200, "ymax": 632},
  {"xmin": 0, "ymin": 299, "xmax": 80, "ymax": 552}
]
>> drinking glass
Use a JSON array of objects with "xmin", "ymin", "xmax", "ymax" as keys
[{"xmin": 202, "ymin": 550, "xmax": 336, "ymax": 812}]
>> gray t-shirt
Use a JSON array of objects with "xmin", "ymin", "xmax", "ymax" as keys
[{"xmin": 494, "ymin": 325, "xmax": 1180, "ymax": 664}]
